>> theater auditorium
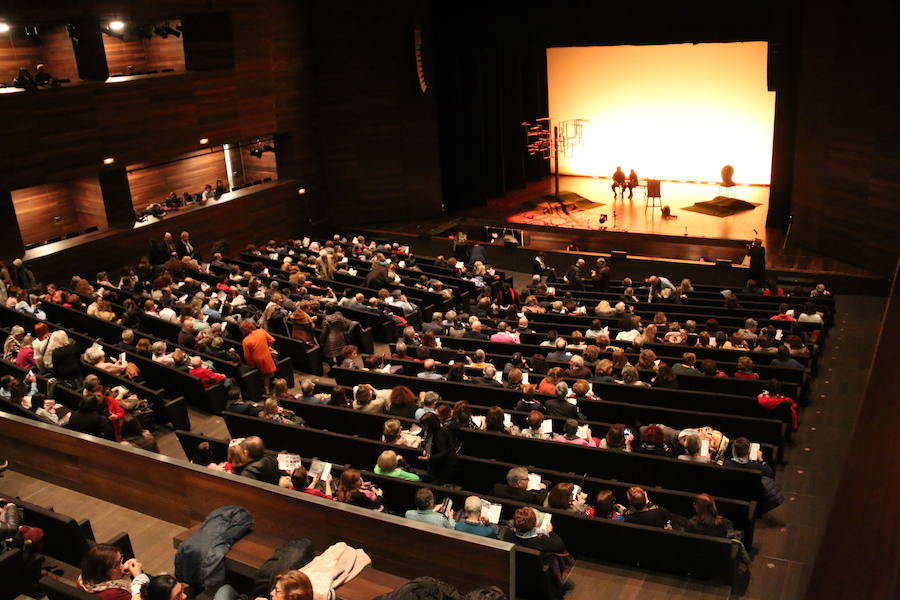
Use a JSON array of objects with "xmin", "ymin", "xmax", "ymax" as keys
[{"xmin": 0, "ymin": 1, "xmax": 897, "ymax": 599}]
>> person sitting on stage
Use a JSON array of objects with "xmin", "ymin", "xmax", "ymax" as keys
[
  {"xmin": 611, "ymin": 166, "xmax": 627, "ymax": 197},
  {"xmin": 628, "ymin": 169, "xmax": 639, "ymax": 199}
]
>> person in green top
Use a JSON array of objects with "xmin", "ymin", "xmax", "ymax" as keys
[{"xmin": 373, "ymin": 450, "xmax": 421, "ymax": 481}]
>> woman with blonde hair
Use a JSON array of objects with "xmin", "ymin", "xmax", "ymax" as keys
[{"xmin": 594, "ymin": 300, "xmax": 614, "ymax": 317}]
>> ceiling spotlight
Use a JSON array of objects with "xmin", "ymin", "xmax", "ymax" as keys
[
  {"xmin": 298, "ymin": 188, "xmax": 307, "ymax": 195},
  {"xmin": 249, "ymin": 147, "xmax": 263, "ymax": 158},
  {"xmin": 103, "ymin": 157, "xmax": 115, "ymax": 165},
  {"xmin": 109, "ymin": 20, "xmax": 125, "ymax": 31},
  {"xmin": 0, "ymin": 23, "xmax": 11, "ymax": 34},
  {"xmin": 199, "ymin": 138, "xmax": 209, "ymax": 144}
]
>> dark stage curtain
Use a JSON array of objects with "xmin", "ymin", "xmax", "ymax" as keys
[{"xmin": 433, "ymin": 16, "xmax": 549, "ymax": 211}]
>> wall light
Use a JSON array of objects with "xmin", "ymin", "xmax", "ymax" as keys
[
  {"xmin": 103, "ymin": 157, "xmax": 115, "ymax": 165},
  {"xmin": 0, "ymin": 23, "xmax": 10, "ymax": 34},
  {"xmin": 199, "ymin": 138, "xmax": 209, "ymax": 145},
  {"xmin": 109, "ymin": 20, "xmax": 125, "ymax": 31},
  {"xmin": 298, "ymin": 188, "xmax": 307, "ymax": 195}
]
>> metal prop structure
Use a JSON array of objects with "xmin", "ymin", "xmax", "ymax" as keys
[{"xmin": 522, "ymin": 117, "xmax": 589, "ymax": 204}]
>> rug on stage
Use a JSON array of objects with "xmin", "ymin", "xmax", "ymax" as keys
[
  {"xmin": 516, "ymin": 191, "xmax": 604, "ymax": 215},
  {"xmin": 682, "ymin": 196, "xmax": 761, "ymax": 217}
]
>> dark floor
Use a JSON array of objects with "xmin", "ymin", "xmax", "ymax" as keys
[{"xmin": 2, "ymin": 291, "xmax": 885, "ymax": 600}]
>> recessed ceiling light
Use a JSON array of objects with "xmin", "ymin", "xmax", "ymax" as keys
[
  {"xmin": 298, "ymin": 188, "xmax": 307, "ymax": 195},
  {"xmin": 0, "ymin": 23, "xmax": 10, "ymax": 34},
  {"xmin": 199, "ymin": 138, "xmax": 209, "ymax": 144},
  {"xmin": 109, "ymin": 21, "xmax": 125, "ymax": 31},
  {"xmin": 103, "ymin": 157, "xmax": 115, "ymax": 164}
]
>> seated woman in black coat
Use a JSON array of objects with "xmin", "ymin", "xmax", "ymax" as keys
[
  {"xmin": 418, "ymin": 412, "xmax": 458, "ymax": 483},
  {"xmin": 686, "ymin": 493, "xmax": 733, "ymax": 538},
  {"xmin": 67, "ymin": 396, "xmax": 115, "ymax": 440},
  {"xmin": 501, "ymin": 507, "xmax": 567, "ymax": 553}
]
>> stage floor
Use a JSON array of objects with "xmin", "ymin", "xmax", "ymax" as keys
[{"xmin": 485, "ymin": 176, "xmax": 769, "ymax": 243}]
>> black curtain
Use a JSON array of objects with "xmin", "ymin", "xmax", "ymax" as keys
[{"xmin": 433, "ymin": 12, "xmax": 549, "ymax": 212}]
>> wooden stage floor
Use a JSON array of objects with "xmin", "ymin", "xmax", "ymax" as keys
[{"xmin": 486, "ymin": 176, "xmax": 769, "ymax": 242}]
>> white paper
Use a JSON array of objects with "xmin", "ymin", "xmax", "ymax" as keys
[
  {"xmin": 572, "ymin": 485, "xmax": 581, "ymax": 500},
  {"xmin": 503, "ymin": 413, "xmax": 512, "ymax": 428},
  {"xmin": 308, "ymin": 459, "xmax": 332, "ymax": 479},
  {"xmin": 448, "ymin": 360, "xmax": 454, "ymax": 366},
  {"xmin": 547, "ymin": 287, "xmax": 555, "ymax": 295},
  {"xmin": 408, "ymin": 424, "xmax": 422, "ymax": 436},
  {"xmin": 398, "ymin": 261, "xmax": 406, "ymax": 268},
  {"xmin": 442, "ymin": 497, "xmax": 453, "ymax": 517},
  {"xmin": 527, "ymin": 473, "xmax": 542, "ymax": 491},
  {"xmin": 750, "ymin": 442, "xmax": 761, "ymax": 461},
  {"xmin": 538, "ymin": 512, "xmax": 552, "ymax": 533},
  {"xmin": 217, "ymin": 291, "xmax": 226, "ymax": 301},
  {"xmin": 566, "ymin": 397, "xmax": 577, "ymax": 405},
  {"xmin": 340, "ymin": 256, "xmax": 349, "ymax": 264},
  {"xmin": 493, "ymin": 369, "xmax": 503, "ymax": 383},
  {"xmin": 401, "ymin": 246, "xmax": 410, "ymax": 254},
  {"xmin": 179, "ymin": 295, "xmax": 188, "ymax": 303},
  {"xmin": 588, "ymin": 383, "xmax": 594, "ymax": 395},
  {"xmin": 348, "ymin": 268, "xmax": 358, "ymax": 277},
  {"xmin": 472, "ymin": 415, "xmax": 485, "ymax": 429},
  {"xmin": 481, "ymin": 499, "xmax": 503, "ymax": 525},
  {"xmin": 381, "ymin": 364, "xmax": 392, "ymax": 373},
  {"xmin": 119, "ymin": 352, "xmax": 127, "ymax": 364},
  {"xmin": 200, "ymin": 282, "xmax": 210, "ymax": 292},
  {"xmin": 700, "ymin": 439, "xmax": 710, "ymax": 457},
  {"xmin": 521, "ymin": 371, "xmax": 529, "ymax": 385},
  {"xmin": 576, "ymin": 424, "xmax": 590, "ymax": 439},
  {"xmin": 277, "ymin": 453, "xmax": 302, "ymax": 472},
  {"xmin": 541, "ymin": 419, "xmax": 554, "ymax": 434}
]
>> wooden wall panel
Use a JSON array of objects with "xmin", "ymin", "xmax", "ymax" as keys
[
  {"xmin": 70, "ymin": 177, "xmax": 107, "ymax": 232},
  {"xmin": 145, "ymin": 25, "xmax": 185, "ymax": 72},
  {"xmin": 102, "ymin": 36, "xmax": 148, "ymax": 76},
  {"xmin": 11, "ymin": 183, "xmax": 79, "ymax": 245},
  {"xmin": 103, "ymin": 24, "xmax": 185, "ymax": 76},
  {"xmin": 127, "ymin": 151, "xmax": 228, "ymax": 212},
  {"xmin": 789, "ymin": 0, "xmax": 900, "ymax": 278},
  {"xmin": 238, "ymin": 147, "xmax": 278, "ymax": 184},
  {"xmin": 38, "ymin": 24, "xmax": 80, "ymax": 83},
  {"xmin": 0, "ymin": 31, "xmax": 42, "ymax": 83}
]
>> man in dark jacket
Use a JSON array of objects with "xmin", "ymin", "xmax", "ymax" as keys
[
  {"xmin": 544, "ymin": 382, "xmax": 583, "ymax": 420},
  {"xmin": 240, "ymin": 436, "xmax": 280, "ymax": 485},
  {"xmin": 467, "ymin": 244, "xmax": 487, "ymax": 265},
  {"xmin": 10, "ymin": 259, "xmax": 37, "ymax": 291},
  {"xmin": 177, "ymin": 319, "xmax": 197, "ymax": 349},
  {"xmin": 489, "ymin": 466, "xmax": 547, "ymax": 505}
]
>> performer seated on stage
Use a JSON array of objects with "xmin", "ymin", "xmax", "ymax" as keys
[
  {"xmin": 628, "ymin": 169, "xmax": 639, "ymax": 199},
  {"xmin": 612, "ymin": 166, "xmax": 627, "ymax": 197}
]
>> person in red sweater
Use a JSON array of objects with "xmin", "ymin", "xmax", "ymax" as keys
[
  {"xmin": 733, "ymin": 356, "xmax": 760, "ymax": 380},
  {"xmin": 770, "ymin": 303, "xmax": 795, "ymax": 321},
  {"xmin": 757, "ymin": 379, "xmax": 799, "ymax": 431},
  {"xmin": 77, "ymin": 544, "xmax": 147, "ymax": 600},
  {"xmin": 189, "ymin": 356, "xmax": 226, "ymax": 388}
]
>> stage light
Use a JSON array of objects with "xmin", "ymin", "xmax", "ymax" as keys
[
  {"xmin": 109, "ymin": 20, "xmax": 125, "ymax": 31},
  {"xmin": 298, "ymin": 188, "xmax": 307, "ymax": 195},
  {"xmin": 0, "ymin": 23, "xmax": 11, "ymax": 34},
  {"xmin": 199, "ymin": 138, "xmax": 209, "ymax": 145},
  {"xmin": 103, "ymin": 157, "xmax": 115, "ymax": 165}
]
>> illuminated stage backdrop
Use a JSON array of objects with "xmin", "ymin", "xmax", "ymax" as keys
[{"xmin": 547, "ymin": 43, "xmax": 775, "ymax": 184}]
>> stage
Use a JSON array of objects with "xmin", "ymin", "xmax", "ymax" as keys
[{"xmin": 483, "ymin": 175, "xmax": 770, "ymax": 243}]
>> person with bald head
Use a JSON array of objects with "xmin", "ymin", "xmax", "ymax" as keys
[
  {"xmin": 416, "ymin": 358, "xmax": 444, "ymax": 380},
  {"xmin": 239, "ymin": 436, "xmax": 279, "ymax": 484},
  {"xmin": 454, "ymin": 496, "xmax": 500, "ymax": 538}
]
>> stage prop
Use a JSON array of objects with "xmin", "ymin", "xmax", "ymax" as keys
[
  {"xmin": 682, "ymin": 197, "xmax": 761, "ymax": 217},
  {"xmin": 522, "ymin": 117, "xmax": 589, "ymax": 208}
]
